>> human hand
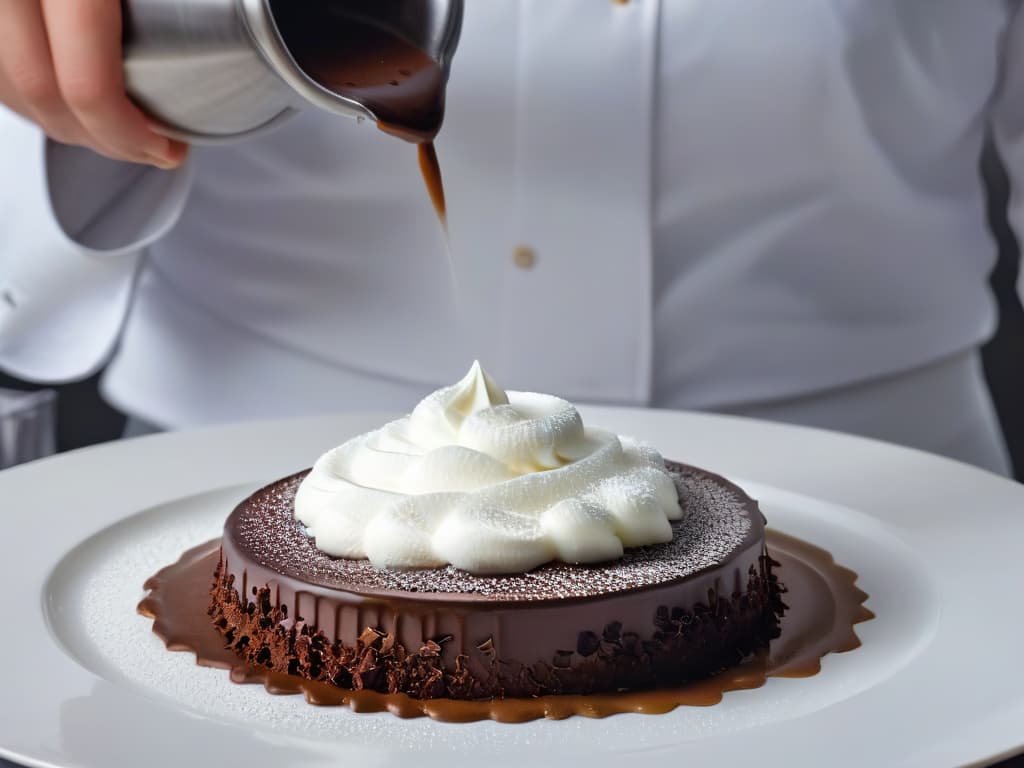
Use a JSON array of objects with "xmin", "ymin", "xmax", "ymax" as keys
[{"xmin": 0, "ymin": 0, "xmax": 188, "ymax": 169}]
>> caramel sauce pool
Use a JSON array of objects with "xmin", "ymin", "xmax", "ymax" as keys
[{"xmin": 139, "ymin": 530, "xmax": 872, "ymax": 723}]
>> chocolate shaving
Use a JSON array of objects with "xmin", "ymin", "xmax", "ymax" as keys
[
  {"xmin": 419, "ymin": 640, "xmax": 442, "ymax": 657},
  {"xmin": 476, "ymin": 637, "xmax": 497, "ymax": 660},
  {"xmin": 357, "ymin": 648, "xmax": 377, "ymax": 673},
  {"xmin": 358, "ymin": 626, "xmax": 384, "ymax": 650}
]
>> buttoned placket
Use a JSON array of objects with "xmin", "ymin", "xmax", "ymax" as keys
[{"xmin": 495, "ymin": 0, "xmax": 659, "ymax": 404}]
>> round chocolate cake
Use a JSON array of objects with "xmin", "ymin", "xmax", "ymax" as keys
[{"xmin": 209, "ymin": 461, "xmax": 784, "ymax": 700}]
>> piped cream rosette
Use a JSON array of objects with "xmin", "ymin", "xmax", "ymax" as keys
[{"xmin": 294, "ymin": 362, "xmax": 681, "ymax": 575}]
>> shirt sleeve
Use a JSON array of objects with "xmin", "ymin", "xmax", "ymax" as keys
[
  {"xmin": 991, "ymin": 0, "xmax": 1024, "ymax": 304},
  {"xmin": 0, "ymin": 111, "xmax": 192, "ymax": 383},
  {"xmin": 45, "ymin": 138, "xmax": 193, "ymax": 255}
]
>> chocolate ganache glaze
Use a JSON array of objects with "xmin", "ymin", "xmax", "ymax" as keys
[{"xmin": 191, "ymin": 462, "xmax": 792, "ymax": 701}]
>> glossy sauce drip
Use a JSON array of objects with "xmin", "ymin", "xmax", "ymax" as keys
[
  {"xmin": 416, "ymin": 142, "xmax": 447, "ymax": 228},
  {"xmin": 139, "ymin": 530, "xmax": 872, "ymax": 723},
  {"xmin": 270, "ymin": 1, "xmax": 449, "ymax": 225}
]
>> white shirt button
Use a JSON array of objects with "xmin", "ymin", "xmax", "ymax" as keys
[{"xmin": 513, "ymin": 245, "xmax": 537, "ymax": 270}]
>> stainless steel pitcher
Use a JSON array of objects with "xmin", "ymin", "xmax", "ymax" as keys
[{"xmin": 121, "ymin": 0, "xmax": 463, "ymax": 143}]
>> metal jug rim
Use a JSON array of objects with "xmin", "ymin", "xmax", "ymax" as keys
[{"xmin": 239, "ymin": 0, "xmax": 380, "ymax": 123}]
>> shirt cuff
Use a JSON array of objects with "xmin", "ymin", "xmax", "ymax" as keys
[
  {"xmin": 0, "ymin": 115, "xmax": 191, "ymax": 382},
  {"xmin": 46, "ymin": 139, "xmax": 193, "ymax": 256}
]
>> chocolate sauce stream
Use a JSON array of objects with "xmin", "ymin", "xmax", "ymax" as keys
[
  {"xmin": 270, "ymin": 1, "xmax": 450, "ymax": 225},
  {"xmin": 139, "ymin": 530, "xmax": 872, "ymax": 723},
  {"xmin": 416, "ymin": 142, "xmax": 448, "ymax": 228}
]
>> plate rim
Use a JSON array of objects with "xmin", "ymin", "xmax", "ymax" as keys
[{"xmin": 1, "ymin": 408, "xmax": 1022, "ymax": 768}]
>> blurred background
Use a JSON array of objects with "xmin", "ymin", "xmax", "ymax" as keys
[{"xmin": 2, "ymin": 141, "xmax": 1023, "ymax": 479}]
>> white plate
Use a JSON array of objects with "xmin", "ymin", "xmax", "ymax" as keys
[{"xmin": 1, "ymin": 408, "xmax": 1023, "ymax": 768}]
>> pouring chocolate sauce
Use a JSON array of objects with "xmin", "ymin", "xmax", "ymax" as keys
[
  {"xmin": 270, "ymin": 0, "xmax": 450, "ymax": 224},
  {"xmin": 123, "ymin": 0, "xmax": 461, "ymax": 225}
]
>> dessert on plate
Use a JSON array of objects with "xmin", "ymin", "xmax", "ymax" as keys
[{"xmin": 207, "ymin": 362, "xmax": 785, "ymax": 700}]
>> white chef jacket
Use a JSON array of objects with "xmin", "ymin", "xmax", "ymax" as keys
[{"xmin": 0, "ymin": 1, "xmax": 1022, "ymax": 467}]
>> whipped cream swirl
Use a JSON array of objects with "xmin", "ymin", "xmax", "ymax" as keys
[{"xmin": 294, "ymin": 362, "xmax": 681, "ymax": 575}]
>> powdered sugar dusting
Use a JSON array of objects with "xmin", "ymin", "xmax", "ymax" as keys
[{"xmin": 231, "ymin": 463, "xmax": 757, "ymax": 600}]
